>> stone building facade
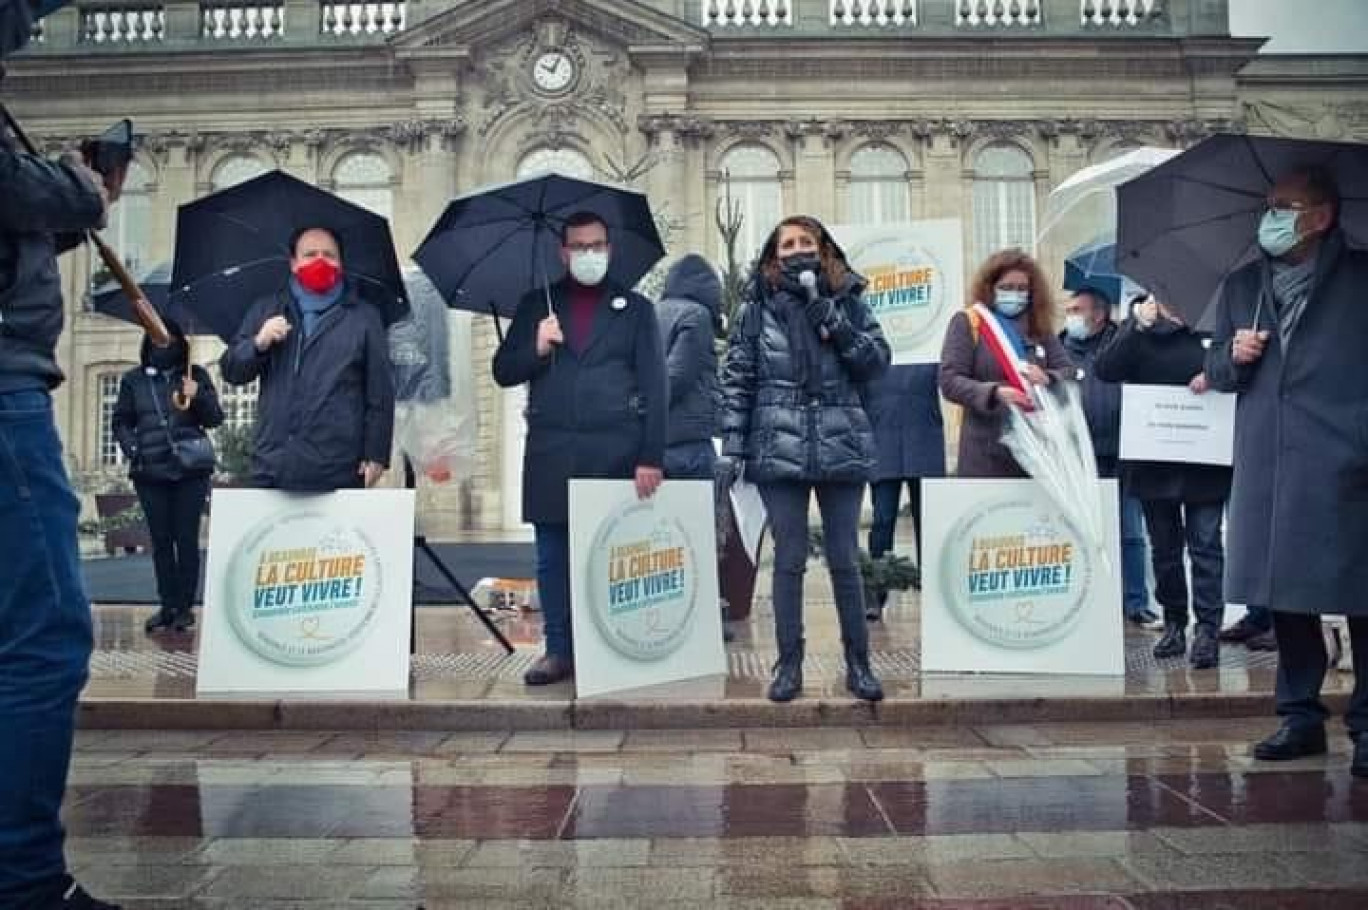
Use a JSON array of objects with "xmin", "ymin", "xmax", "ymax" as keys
[{"xmin": 7, "ymin": 0, "xmax": 1367, "ymax": 533}]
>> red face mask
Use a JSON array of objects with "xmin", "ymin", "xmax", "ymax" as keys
[{"xmin": 295, "ymin": 257, "xmax": 341, "ymax": 294}]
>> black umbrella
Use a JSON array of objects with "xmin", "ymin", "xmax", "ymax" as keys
[
  {"xmin": 1116, "ymin": 133, "xmax": 1368, "ymax": 325},
  {"xmin": 412, "ymin": 171, "xmax": 665, "ymax": 320},
  {"xmin": 170, "ymin": 170, "xmax": 408, "ymax": 341}
]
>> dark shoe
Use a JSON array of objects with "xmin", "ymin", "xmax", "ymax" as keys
[
  {"xmin": 1220, "ymin": 617, "xmax": 1268, "ymax": 643},
  {"xmin": 1353, "ymin": 737, "xmax": 1367, "ymax": 779},
  {"xmin": 1153, "ymin": 624, "xmax": 1187, "ymax": 659},
  {"xmin": 1126, "ymin": 608, "xmax": 1160, "ymax": 627},
  {"xmin": 53, "ymin": 876, "xmax": 122, "ymax": 909},
  {"xmin": 845, "ymin": 651, "xmax": 885, "ymax": 702},
  {"xmin": 1245, "ymin": 629, "xmax": 1277, "ymax": 652},
  {"xmin": 523, "ymin": 654, "xmax": 574, "ymax": 686},
  {"xmin": 865, "ymin": 588, "xmax": 887, "ymax": 622},
  {"xmin": 172, "ymin": 607, "xmax": 196, "ymax": 633},
  {"xmin": 1252, "ymin": 723, "xmax": 1328, "ymax": 761},
  {"xmin": 767, "ymin": 653, "xmax": 803, "ymax": 703},
  {"xmin": 1189, "ymin": 626, "xmax": 1220, "ymax": 669},
  {"xmin": 144, "ymin": 607, "xmax": 175, "ymax": 634}
]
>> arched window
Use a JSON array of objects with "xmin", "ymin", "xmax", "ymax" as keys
[
  {"xmin": 718, "ymin": 144, "xmax": 783, "ymax": 264},
  {"xmin": 847, "ymin": 143, "xmax": 910, "ymax": 225},
  {"xmin": 333, "ymin": 151, "xmax": 393, "ymax": 219},
  {"xmin": 516, "ymin": 147, "xmax": 595, "ymax": 180},
  {"xmin": 972, "ymin": 144, "xmax": 1036, "ymax": 263},
  {"xmin": 211, "ymin": 154, "xmax": 269, "ymax": 191},
  {"xmin": 109, "ymin": 160, "xmax": 153, "ymax": 274}
]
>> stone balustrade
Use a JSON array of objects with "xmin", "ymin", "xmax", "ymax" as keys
[
  {"xmin": 13, "ymin": 0, "xmax": 1200, "ymax": 51},
  {"xmin": 80, "ymin": 4, "xmax": 166, "ymax": 43}
]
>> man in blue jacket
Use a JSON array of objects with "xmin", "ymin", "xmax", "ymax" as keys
[
  {"xmin": 220, "ymin": 226, "xmax": 395, "ymax": 492},
  {"xmin": 1062, "ymin": 288, "xmax": 1156, "ymax": 628},
  {"xmin": 1, "ymin": 3, "xmax": 123, "ymax": 905}
]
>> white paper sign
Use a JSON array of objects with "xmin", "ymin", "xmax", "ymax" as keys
[
  {"xmin": 921, "ymin": 479, "xmax": 1124, "ymax": 676},
  {"xmin": 1120, "ymin": 385, "xmax": 1235, "ymax": 466},
  {"xmin": 830, "ymin": 219, "xmax": 964, "ymax": 365},
  {"xmin": 197, "ymin": 489, "xmax": 415, "ymax": 698},
  {"xmin": 569, "ymin": 479, "xmax": 726, "ymax": 699}
]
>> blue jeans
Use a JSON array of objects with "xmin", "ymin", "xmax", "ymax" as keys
[
  {"xmin": 1099, "ymin": 457, "xmax": 1150, "ymax": 616},
  {"xmin": 534, "ymin": 522, "xmax": 572, "ymax": 661},
  {"xmin": 0, "ymin": 390, "xmax": 93, "ymax": 905},
  {"xmin": 758, "ymin": 481, "xmax": 868, "ymax": 658},
  {"xmin": 868, "ymin": 478, "xmax": 923, "ymax": 566},
  {"xmin": 1120, "ymin": 494, "xmax": 1150, "ymax": 616}
]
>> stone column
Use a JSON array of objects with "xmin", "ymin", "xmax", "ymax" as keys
[{"xmin": 789, "ymin": 126, "xmax": 836, "ymax": 222}]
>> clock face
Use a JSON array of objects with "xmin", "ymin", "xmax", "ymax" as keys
[{"xmin": 532, "ymin": 51, "xmax": 575, "ymax": 94}]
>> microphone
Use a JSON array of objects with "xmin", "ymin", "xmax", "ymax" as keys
[{"xmin": 797, "ymin": 270, "xmax": 829, "ymax": 341}]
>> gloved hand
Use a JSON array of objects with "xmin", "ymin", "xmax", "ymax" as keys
[{"xmin": 803, "ymin": 294, "xmax": 836, "ymax": 331}]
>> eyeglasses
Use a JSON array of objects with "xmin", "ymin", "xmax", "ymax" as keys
[{"xmin": 565, "ymin": 241, "xmax": 609, "ymax": 254}]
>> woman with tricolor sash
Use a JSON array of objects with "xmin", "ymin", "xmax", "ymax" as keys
[{"xmin": 938, "ymin": 249, "xmax": 1073, "ymax": 477}]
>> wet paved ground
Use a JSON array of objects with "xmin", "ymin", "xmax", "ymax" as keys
[{"xmin": 66, "ymin": 719, "xmax": 1368, "ymax": 908}]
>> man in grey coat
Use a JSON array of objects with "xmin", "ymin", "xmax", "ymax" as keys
[{"xmin": 1206, "ymin": 167, "xmax": 1368, "ymax": 777}]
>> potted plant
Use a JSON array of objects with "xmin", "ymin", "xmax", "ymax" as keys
[
  {"xmin": 211, "ymin": 423, "xmax": 253, "ymax": 488},
  {"xmin": 860, "ymin": 551, "xmax": 921, "ymax": 621}
]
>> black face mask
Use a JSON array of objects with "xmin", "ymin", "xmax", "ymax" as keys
[{"xmin": 780, "ymin": 252, "xmax": 821, "ymax": 278}]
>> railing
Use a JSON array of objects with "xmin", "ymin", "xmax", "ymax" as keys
[
  {"xmin": 80, "ymin": 4, "xmax": 165, "ymax": 43},
  {"xmin": 320, "ymin": 2, "xmax": 405, "ymax": 37},
  {"xmin": 704, "ymin": 0, "xmax": 793, "ymax": 28},
  {"xmin": 956, "ymin": 0, "xmax": 1043, "ymax": 28},
  {"xmin": 1080, "ymin": 0, "xmax": 1164, "ymax": 28},
  {"xmin": 201, "ymin": 1, "xmax": 285, "ymax": 40},
  {"xmin": 831, "ymin": 0, "xmax": 917, "ymax": 27},
  {"xmin": 16, "ymin": 0, "xmax": 1200, "ymax": 50}
]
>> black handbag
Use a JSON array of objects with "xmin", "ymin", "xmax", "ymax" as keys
[{"xmin": 148, "ymin": 374, "xmax": 217, "ymax": 475}]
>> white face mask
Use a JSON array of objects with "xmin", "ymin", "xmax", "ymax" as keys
[
  {"xmin": 1064, "ymin": 314, "xmax": 1092, "ymax": 341},
  {"xmin": 568, "ymin": 250, "xmax": 610, "ymax": 287}
]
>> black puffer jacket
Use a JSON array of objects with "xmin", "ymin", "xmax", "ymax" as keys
[
  {"xmin": 719, "ymin": 273, "xmax": 890, "ymax": 483},
  {"xmin": 657, "ymin": 254, "xmax": 722, "ymax": 447},
  {"xmin": 112, "ymin": 343, "xmax": 224, "ymax": 484},
  {"xmin": 0, "ymin": 128, "xmax": 106, "ymax": 392}
]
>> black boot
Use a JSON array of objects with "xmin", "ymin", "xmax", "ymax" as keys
[
  {"xmin": 172, "ymin": 607, "xmax": 196, "ymax": 633},
  {"xmin": 845, "ymin": 648, "xmax": 884, "ymax": 702},
  {"xmin": 144, "ymin": 606, "xmax": 175, "ymax": 634},
  {"xmin": 1189, "ymin": 625, "xmax": 1220, "ymax": 669},
  {"xmin": 768, "ymin": 650, "xmax": 803, "ymax": 703},
  {"xmin": 1153, "ymin": 624, "xmax": 1187, "ymax": 659}
]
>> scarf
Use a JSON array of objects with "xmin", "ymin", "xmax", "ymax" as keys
[
  {"xmin": 289, "ymin": 277, "xmax": 346, "ymax": 340},
  {"xmin": 770, "ymin": 287, "xmax": 825, "ymax": 397},
  {"xmin": 1269, "ymin": 252, "xmax": 1317, "ymax": 345}
]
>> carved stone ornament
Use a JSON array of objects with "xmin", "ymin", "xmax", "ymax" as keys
[
  {"xmin": 722, "ymin": 120, "xmax": 776, "ymax": 140},
  {"xmin": 475, "ymin": 17, "xmax": 628, "ymax": 138}
]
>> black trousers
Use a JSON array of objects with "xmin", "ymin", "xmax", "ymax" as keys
[
  {"xmin": 134, "ymin": 477, "xmax": 210, "ymax": 614},
  {"xmin": 1139, "ymin": 498, "xmax": 1225, "ymax": 632},
  {"xmin": 1272, "ymin": 612, "xmax": 1368, "ymax": 739}
]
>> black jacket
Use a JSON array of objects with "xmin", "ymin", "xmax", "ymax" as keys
[
  {"xmin": 1093, "ymin": 317, "xmax": 1231, "ymax": 503},
  {"xmin": 656, "ymin": 254, "xmax": 721, "ymax": 449},
  {"xmin": 112, "ymin": 358, "xmax": 224, "ymax": 484},
  {"xmin": 220, "ymin": 287, "xmax": 395, "ymax": 492},
  {"xmin": 493, "ymin": 279, "xmax": 667, "ymax": 525},
  {"xmin": 719, "ymin": 273, "xmax": 890, "ymax": 484},
  {"xmin": 1061, "ymin": 320, "xmax": 1123, "ymax": 460},
  {"xmin": 0, "ymin": 130, "xmax": 106, "ymax": 391}
]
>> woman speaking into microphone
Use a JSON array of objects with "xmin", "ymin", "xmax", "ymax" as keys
[{"xmin": 717, "ymin": 215, "xmax": 890, "ymax": 703}]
